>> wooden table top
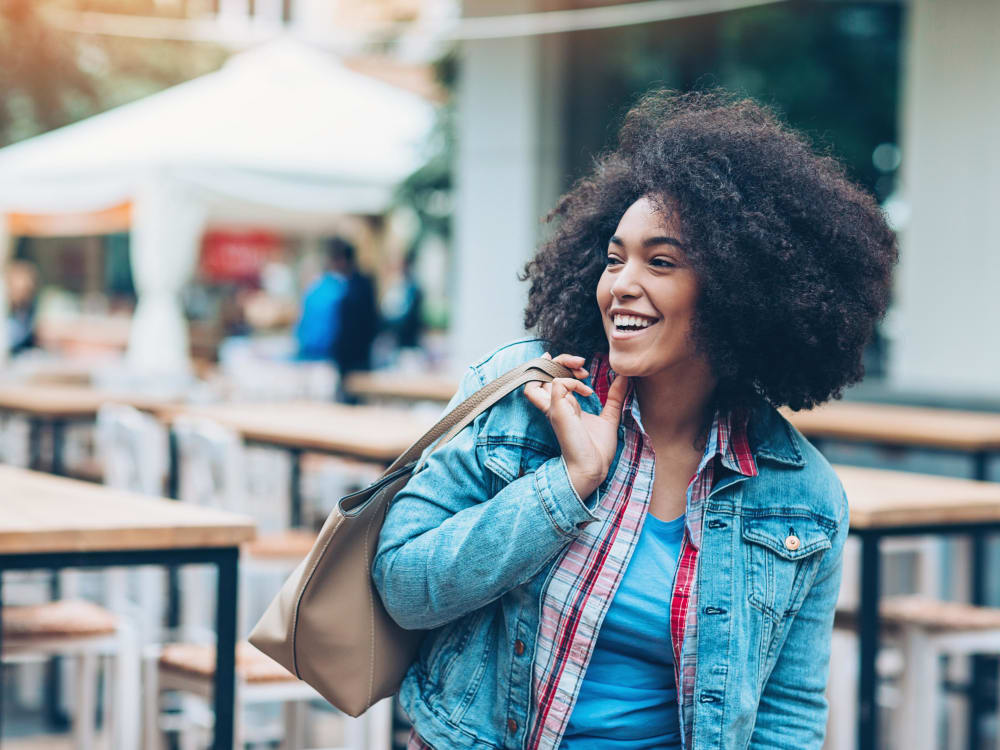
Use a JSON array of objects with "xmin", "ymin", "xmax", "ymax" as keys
[
  {"xmin": 0, "ymin": 383, "xmax": 177, "ymax": 419},
  {"xmin": 785, "ymin": 401, "xmax": 1000, "ymax": 452},
  {"xmin": 0, "ymin": 465, "xmax": 255, "ymax": 555},
  {"xmin": 343, "ymin": 371, "xmax": 460, "ymax": 403},
  {"xmin": 158, "ymin": 401, "xmax": 438, "ymax": 462},
  {"xmin": 839, "ymin": 464, "xmax": 1000, "ymax": 530}
]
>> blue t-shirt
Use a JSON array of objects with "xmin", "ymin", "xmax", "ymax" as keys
[
  {"xmin": 295, "ymin": 272, "xmax": 346, "ymax": 360},
  {"xmin": 561, "ymin": 512, "xmax": 685, "ymax": 749}
]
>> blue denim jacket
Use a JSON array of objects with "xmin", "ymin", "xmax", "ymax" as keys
[{"xmin": 373, "ymin": 338, "xmax": 848, "ymax": 750}]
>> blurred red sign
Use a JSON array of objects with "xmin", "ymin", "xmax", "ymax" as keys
[{"xmin": 200, "ymin": 229, "xmax": 282, "ymax": 283}]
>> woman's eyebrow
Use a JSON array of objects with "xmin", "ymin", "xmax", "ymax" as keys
[{"xmin": 609, "ymin": 234, "xmax": 684, "ymax": 249}]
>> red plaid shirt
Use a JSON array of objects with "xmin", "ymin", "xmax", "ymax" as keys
[{"xmin": 409, "ymin": 354, "xmax": 756, "ymax": 750}]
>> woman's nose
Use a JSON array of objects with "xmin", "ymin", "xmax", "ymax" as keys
[{"xmin": 611, "ymin": 261, "xmax": 642, "ymax": 298}]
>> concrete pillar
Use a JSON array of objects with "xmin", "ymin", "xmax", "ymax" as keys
[
  {"xmin": 891, "ymin": 0, "xmax": 1000, "ymax": 396},
  {"xmin": 450, "ymin": 0, "xmax": 566, "ymax": 371}
]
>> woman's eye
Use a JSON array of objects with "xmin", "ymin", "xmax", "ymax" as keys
[
  {"xmin": 651, "ymin": 258, "xmax": 676, "ymax": 268},
  {"xmin": 605, "ymin": 256, "xmax": 622, "ymax": 266}
]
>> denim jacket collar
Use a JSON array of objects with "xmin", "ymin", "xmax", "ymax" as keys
[{"xmin": 746, "ymin": 399, "xmax": 806, "ymax": 468}]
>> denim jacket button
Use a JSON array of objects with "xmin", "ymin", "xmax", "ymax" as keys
[
  {"xmin": 507, "ymin": 718, "xmax": 518, "ymax": 733},
  {"xmin": 514, "ymin": 639, "xmax": 525, "ymax": 656},
  {"xmin": 784, "ymin": 534, "xmax": 801, "ymax": 551}
]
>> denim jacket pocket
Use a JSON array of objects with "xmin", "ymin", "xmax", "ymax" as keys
[
  {"xmin": 742, "ymin": 512, "xmax": 834, "ymax": 623},
  {"xmin": 422, "ymin": 607, "xmax": 483, "ymax": 700}
]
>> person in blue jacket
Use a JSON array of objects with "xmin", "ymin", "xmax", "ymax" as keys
[{"xmin": 295, "ymin": 241, "xmax": 347, "ymax": 361}]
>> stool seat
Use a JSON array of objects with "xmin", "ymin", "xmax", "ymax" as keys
[
  {"xmin": 836, "ymin": 595, "xmax": 1000, "ymax": 634},
  {"xmin": 882, "ymin": 595, "xmax": 1000, "ymax": 632},
  {"xmin": 2, "ymin": 599, "xmax": 118, "ymax": 640},
  {"xmin": 245, "ymin": 529, "xmax": 317, "ymax": 560},
  {"xmin": 159, "ymin": 641, "xmax": 298, "ymax": 684}
]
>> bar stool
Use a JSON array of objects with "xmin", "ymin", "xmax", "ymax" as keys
[
  {"xmin": 826, "ymin": 535, "xmax": 945, "ymax": 750},
  {"xmin": 826, "ymin": 537, "xmax": 999, "ymax": 750},
  {"xmin": 888, "ymin": 596, "xmax": 1000, "ymax": 750},
  {"xmin": 142, "ymin": 641, "xmax": 392, "ymax": 750},
  {"xmin": 1, "ymin": 599, "xmax": 140, "ymax": 749}
]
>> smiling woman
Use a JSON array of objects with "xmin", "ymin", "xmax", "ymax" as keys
[{"xmin": 374, "ymin": 90, "xmax": 896, "ymax": 750}]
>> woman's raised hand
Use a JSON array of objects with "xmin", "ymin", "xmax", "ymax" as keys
[{"xmin": 524, "ymin": 352, "xmax": 629, "ymax": 500}]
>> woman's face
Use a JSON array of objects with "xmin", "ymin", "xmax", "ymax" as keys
[{"xmin": 596, "ymin": 196, "xmax": 706, "ymax": 381}]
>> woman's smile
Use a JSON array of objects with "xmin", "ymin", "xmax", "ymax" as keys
[{"xmin": 609, "ymin": 310, "xmax": 661, "ymax": 340}]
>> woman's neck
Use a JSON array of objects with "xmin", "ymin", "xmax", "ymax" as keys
[{"xmin": 633, "ymin": 361, "xmax": 717, "ymax": 449}]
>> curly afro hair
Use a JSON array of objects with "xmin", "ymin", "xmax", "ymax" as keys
[{"xmin": 521, "ymin": 90, "xmax": 897, "ymax": 411}]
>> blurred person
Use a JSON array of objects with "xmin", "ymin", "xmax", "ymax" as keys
[
  {"xmin": 373, "ymin": 91, "xmax": 896, "ymax": 750},
  {"xmin": 327, "ymin": 236, "xmax": 378, "ymax": 375},
  {"xmin": 6, "ymin": 260, "xmax": 39, "ymax": 354},
  {"xmin": 294, "ymin": 243, "xmax": 347, "ymax": 360},
  {"xmin": 380, "ymin": 250, "xmax": 425, "ymax": 352}
]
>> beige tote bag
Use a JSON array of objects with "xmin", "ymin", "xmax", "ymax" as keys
[{"xmin": 249, "ymin": 356, "xmax": 573, "ymax": 716}]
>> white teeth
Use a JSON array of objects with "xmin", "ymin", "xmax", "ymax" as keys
[{"xmin": 613, "ymin": 314, "xmax": 656, "ymax": 329}]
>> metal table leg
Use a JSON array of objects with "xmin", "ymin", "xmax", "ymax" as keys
[
  {"xmin": 1, "ymin": 570, "xmax": 5, "ymax": 742},
  {"xmin": 27, "ymin": 418, "xmax": 42, "ymax": 470},
  {"xmin": 166, "ymin": 429, "xmax": 181, "ymax": 629},
  {"xmin": 289, "ymin": 448, "xmax": 303, "ymax": 528},
  {"xmin": 858, "ymin": 531, "xmax": 881, "ymax": 750},
  {"xmin": 212, "ymin": 548, "xmax": 239, "ymax": 750},
  {"xmin": 50, "ymin": 419, "xmax": 66, "ymax": 476},
  {"xmin": 969, "ymin": 451, "xmax": 992, "ymax": 750},
  {"xmin": 167, "ymin": 428, "xmax": 180, "ymax": 500}
]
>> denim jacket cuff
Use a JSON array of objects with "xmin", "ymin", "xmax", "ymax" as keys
[{"xmin": 533, "ymin": 455, "xmax": 600, "ymax": 536}]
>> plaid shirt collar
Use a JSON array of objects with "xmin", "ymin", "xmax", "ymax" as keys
[{"xmin": 590, "ymin": 352, "xmax": 757, "ymax": 484}]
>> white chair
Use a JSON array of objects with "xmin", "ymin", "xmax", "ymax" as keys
[
  {"xmin": 170, "ymin": 416, "xmax": 307, "ymax": 637},
  {"xmin": 2, "ymin": 599, "xmax": 140, "ymax": 750},
  {"xmin": 218, "ymin": 339, "xmax": 339, "ymax": 403},
  {"xmin": 94, "ymin": 403, "xmax": 171, "ymax": 643},
  {"xmin": 305, "ymin": 454, "xmax": 384, "ymax": 529},
  {"xmin": 0, "ymin": 412, "xmax": 31, "ymax": 467},
  {"xmin": 145, "ymin": 416, "xmax": 386, "ymax": 749}
]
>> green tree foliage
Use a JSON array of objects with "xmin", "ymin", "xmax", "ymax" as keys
[
  {"xmin": 0, "ymin": 0, "xmax": 100, "ymax": 145},
  {"xmin": 0, "ymin": 0, "xmax": 227, "ymax": 148},
  {"xmin": 393, "ymin": 52, "xmax": 457, "ymax": 248}
]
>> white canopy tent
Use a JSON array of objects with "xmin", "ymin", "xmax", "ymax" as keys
[{"xmin": 0, "ymin": 38, "xmax": 435, "ymax": 374}]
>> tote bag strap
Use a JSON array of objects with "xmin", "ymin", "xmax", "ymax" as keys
[{"xmin": 383, "ymin": 357, "xmax": 574, "ymax": 476}]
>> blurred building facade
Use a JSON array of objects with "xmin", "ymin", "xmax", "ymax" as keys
[{"xmin": 892, "ymin": 0, "xmax": 1000, "ymax": 397}]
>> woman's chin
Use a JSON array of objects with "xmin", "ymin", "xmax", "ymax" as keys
[{"xmin": 607, "ymin": 352, "xmax": 646, "ymax": 378}]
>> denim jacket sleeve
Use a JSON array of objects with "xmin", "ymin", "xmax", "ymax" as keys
[
  {"xmin": 749, "ymin": 490, "xmax": 849, "ymax": 748},
  {"xmin": 371, "ymin": 366, "xmax": 600, "ymax": 631}
]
